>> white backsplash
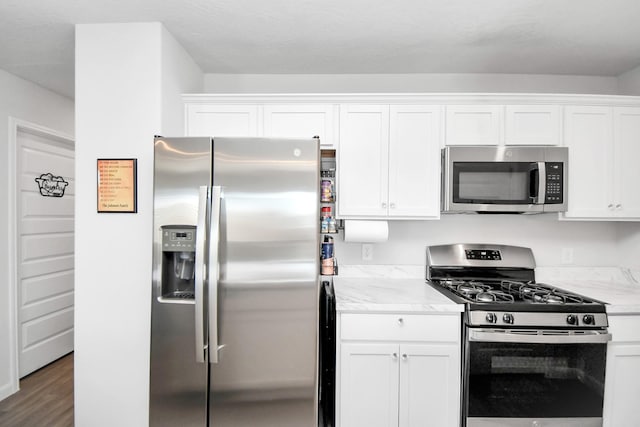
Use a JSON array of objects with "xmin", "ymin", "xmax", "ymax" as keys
[{"xmin": 334, "ymin": 214, "xmax": 640, "ymax": 268}]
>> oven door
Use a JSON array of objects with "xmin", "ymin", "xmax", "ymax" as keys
[{"xmin": 463, "ymin": 328, "xmax": 611, "ymax": 427}]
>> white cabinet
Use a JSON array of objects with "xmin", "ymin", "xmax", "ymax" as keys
[
  {"xmin": 338, "ymin": 104, "xmax": 441, "ymax": 219},
  {"xmin": 388, "ymin": 106, "xmax": 441, "ymax": 218},
  {"xmin": 603, "ymin": 316, "xmax": 640, "ymax": 427},
  {"xmin": 185, "ymin": 103, "xmax": 337, "ymax": 148},
  {"xmin": 338, "ymin": 105, "xmax": 389, "ymax": 217},
  {"xmin": 185, "ymin": 104, "xmax": 260, "ymax": 137},
  {"xmin": 612, "ymin": 107, "xmax": 640, "ymax": 218},
  {"xmin": 564, "ymin": 106, "xmax": 640, "ymax": 220},
  {"xmin": 337, "ymin": 313, "xmax": 461, "ymax": 427},
  {"xmin": 398, "ymin": 344, "xmax": 460, "ymax": 427},
  {"xmin": 340, "ymin": 342, "xmax": 399, "ymax": 427},
  {"xmin": 445, "ymin": 105, "xmax": 503, "ymax": 145},
  {"xmin": 445, "ymin": 104, "xmax": 561, "ymax": 146},
  {"xmin": 263, "ymin": 104, "xmax": 337, "ymax": 147},
  {"xmin": 504, "ymin": 105, "xmax": 562, "ymax": 145}
]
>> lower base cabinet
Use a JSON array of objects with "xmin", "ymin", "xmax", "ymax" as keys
[
  {"xmin": 603, "ymin": 315, "xmax": 640, "ymax": 427},
  {"xmin": 336, "ymin": 314, "xmax": 461, "ymax": 427}
]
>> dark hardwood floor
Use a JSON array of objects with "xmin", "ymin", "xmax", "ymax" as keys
[{"xmin": 0, "ymin": 352, "xmax": 74, "ymax": 427}]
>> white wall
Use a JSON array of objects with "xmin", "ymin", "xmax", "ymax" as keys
[
  {"xmin": 615, "ymin": 223, "xmax": 640, "ymax": 270},
  {"xmin": 0, "ymin": 70, "xmax": 74, "ymax": 401},
  {"xmin": 204, "ymin": 73, "xmax": 619, "ymax": 94},
  {"xmin": 618, "ymin": 64, "xmax": 640, "ymax": 95},
  {"xmin": 336, "ymin": 215, "xmax": 619, "ymax": 267},
  {"xmin": 75, "ymin": 22, "xmax": 202, "ymax": 427}
]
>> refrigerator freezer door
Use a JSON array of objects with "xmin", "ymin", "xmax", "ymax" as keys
[
  {"xmin": 150, "ymin": 137, "xmax": 211, "ymax": 427},
  {"xmin": 209, "ymin": 137, "xmax": 320, "ymax": 427}
]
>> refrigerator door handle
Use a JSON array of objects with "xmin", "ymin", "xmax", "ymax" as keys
[
  {"xmin": 194, "ymin": 186, "xmax": 209, "ymax": 363},
  {"xmin": 208, "ymin": 185, "xmax": 223, "ymax": 364}
]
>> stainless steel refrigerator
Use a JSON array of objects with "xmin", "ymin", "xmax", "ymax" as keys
[{"xmin": 150, "ymin": 136, "xmax": 320, "ymax": 427}]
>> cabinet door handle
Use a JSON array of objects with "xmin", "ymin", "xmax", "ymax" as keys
[
  {"xmin": 391, "ymin": 352, "xmax": 398, "ymax": 360},
  {"xmin": 616, "ymin": 204, "xmax": 622, "ymax": 209},
  {"xmin": 382, "ymin": 202, "xmax": 387, "ymax": 209},
  {"xmin": 608, "ymin": 204, "xmax": 614, "ymax": 210},
  {"xmin": 390, "ymin": 203, "xmax": 396, "ymax": 209},
  {"xmin": 402, "ymin": 354, "xmax": 408, "ymax": 361},
  {"xmin": 397, "ymin": 317, "xmax": 404, "ymax": 325}
]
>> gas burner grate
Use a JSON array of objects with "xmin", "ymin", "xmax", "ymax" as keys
[
  {"xmin": 500, "ymin": 280, "xmax": 584, "ymax": 304},
  {"xmin": 474, "ymin": 290, "xmax": 515, "ymax": 303}
]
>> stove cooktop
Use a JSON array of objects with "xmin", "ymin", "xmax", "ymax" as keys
[
  {"xmin": 426, "ymin": 244, "xmax": 608, "ymax": 327},
  {"xmin": 428, "ymin": 278, "xmax": 606, "ymax": 313}
]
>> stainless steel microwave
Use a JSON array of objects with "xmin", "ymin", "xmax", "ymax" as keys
[{"xmin": 442, "ymin": 146, "xmax": 568, "ymax": 213}]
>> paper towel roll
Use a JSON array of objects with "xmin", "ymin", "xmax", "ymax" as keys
[{"xmin": 343, "ymin": 220, "xmax": 389, "ymax": 243}]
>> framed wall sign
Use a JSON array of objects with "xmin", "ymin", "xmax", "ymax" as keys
[{"xmin": 97, "ymin": 158, "xmax": 137, "ymax": 213}]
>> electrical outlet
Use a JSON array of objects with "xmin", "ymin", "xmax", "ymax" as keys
[
  {"xmin": 561, "ymin": 248, "xmax": 574, "ymax": 264},
  {"xmin": 362, "ymin": 244, "xmax": 373, "ymax": 261}
]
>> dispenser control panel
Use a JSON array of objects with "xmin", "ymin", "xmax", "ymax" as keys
[{"xmin": 161, "ymin": 225, "xmax": 196, "ymax": 252}]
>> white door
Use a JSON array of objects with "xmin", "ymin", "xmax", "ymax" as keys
[
  {"xmin": 388, "ymin": 105, "xmax": 441, "ymax": 218},
  {"xmin": 185, "ymin": 104, "xmax": 260, "ymax": 136},
  {"xmin": 16, "ymin": 126, "xmax": 74, "ymax": 377},
  {"xmin": 563, "ymin": 106, "xmax": 614, "ymax": 218},
  {"xmin": 504, "ymin": 105, "xmax": 562, "ymax": 146},
  {"xmin": 603, "ymin": 344, "xmax": 640, "ymax": 427},
  {"xmin": 339, "ymin": 342, "xmax": 399, "ymax": 427},
  {"xmin": 398, "ymin": 344, "xmax": 460, "ymax": 427},
  {"xmin": 263, "ymin": 104, "xmax": 337, "ymax": 148},
  {"xmin": 338, "ymin": 104, "xmax": 390, "ymax": 217},
  {"xmin": 445, "ymin": 105, "xmax": 503, "ymax": 145},
  {"xmin": 613, "ymin": 107, "xmax": 640, "ymax": 218}
]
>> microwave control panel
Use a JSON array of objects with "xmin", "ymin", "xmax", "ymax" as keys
[{"xmin": 544, "ymin": 163, "xmax": 564, "ymax": 204}]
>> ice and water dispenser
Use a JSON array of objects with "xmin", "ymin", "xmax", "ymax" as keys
[{"xmin": 160, "ymin": 225, "xmax": 196, "ymax": 300}]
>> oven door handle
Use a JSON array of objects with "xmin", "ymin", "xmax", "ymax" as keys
[{"xmin": 469, "ymin": 329, "xmax": 612, "ymax": 344}]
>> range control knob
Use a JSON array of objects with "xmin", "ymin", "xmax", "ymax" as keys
[
  {"xmin": 583, "ymin": 314, "xmax": 595, "ymax": 325},
  {"xmin": 502, "ymin": 313, "xmax": 514, "ymax": 324},
  {"xmin": 566, "ymin": 314, "xmax": 577, "ymax": 325},
  {"xmin": 486, "ymin": 313, "xmax": 496, "ymax": 323}
]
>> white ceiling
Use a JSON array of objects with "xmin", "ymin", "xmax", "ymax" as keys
[{"xmin": 2, "ymin": 0, "xmax": 640, "ymax": 99}]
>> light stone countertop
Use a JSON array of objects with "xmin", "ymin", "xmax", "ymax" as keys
[
  {"xmin": 548, "ymin": 279, "xmax": 640, "ymax": 315},
  {"xmin": 537, "ymin": 267, "xmax": 640, "ymax": 315},
  {"xmin": 332, "ymin": 276, "xmax": 464, "ymax": 314},
  {"xmin": 334, "ymin": 265, "xmax": 640, "ymax": 315}
]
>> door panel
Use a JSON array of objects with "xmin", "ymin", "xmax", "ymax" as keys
[
  {"xmin": 613, "ymin": 107, "xmax": 640, "ymax": 217},
  {"xmin": 563, "ymin": 106, "xmax": 613, "ymax": 218},
  {"xmin": 339, "ymin": 342, "xmax": 399, "ymax": 427},
  {"xmin": 17, "ymin": 128, "xmax": 74, "ymax": 377},
  {"xmin": 209, "ymin": 137, "xmax": 319, "ymax": 427},
  {"xmin": 399, "ymin": 344, "xmax": 460, "ymax": 427},
  {"xmin": 389, "ymin": 105, "xmax": 441, "ymax": 218},
  {"xmin": 338, "ymin": 105, "xmax": 389, "ymax": 216}
]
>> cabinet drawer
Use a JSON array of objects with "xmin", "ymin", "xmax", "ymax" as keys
[
  {"xmin": 340, "ymin": 313, "xmax": 460, "ymax": 343},
  {"xmin": 609, "ymin": 316, "xmax": 640, "ymax": 342}
]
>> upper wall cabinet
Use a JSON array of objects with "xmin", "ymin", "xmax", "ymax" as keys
[
  {"xmin": 563, "ymin": 106, "xmax": 640, "ymax": 220},
  {"xmin": 337, "ymin": 104, "xmax": 441, "ymax": 219},
  {"xmin": 185, "ymin": 104, "xmax": 260, "ymax": 137},
  {"xmin": 445, "ymin": 105, "xmax": 561, "ymax": 146},
  {"xmin": 263, "ymin": 104, "xmax": 338, "ymax": 147},
  {"xmin": 185, "ymin": 103, "xmax": 337, "ymax": 148},
  {"xmin": 338, "ymin": 105, "xmax": 390, "ymax": 217},
  {"xmin": 445, "ymin": 105, "xmax": 503, "ymax": 145},
  {"xmin": 504, "ymin": 105, "xmax": 562, "ymax": 145}
]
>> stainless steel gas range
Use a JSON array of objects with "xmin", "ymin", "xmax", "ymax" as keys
[{"xmin": 426, "ymin": 243, "xmax": 611, "ymax": 427}]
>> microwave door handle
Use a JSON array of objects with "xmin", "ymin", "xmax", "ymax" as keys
[
  {"xmin": 194, "ymin": 186, "xmax": 209, "ymax": 363},
  {"xmin": 536, "ymin": 162, "xmax": 546, "ymax": 205},
  {"xmin": 208, "ymin": 186, "xmax": 223, "ymax": 364}
]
